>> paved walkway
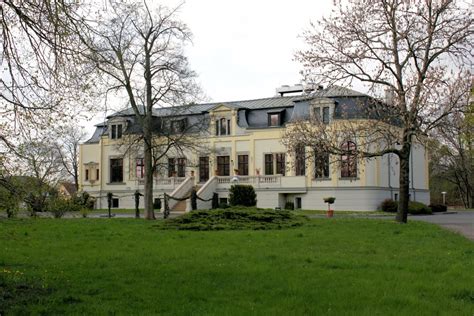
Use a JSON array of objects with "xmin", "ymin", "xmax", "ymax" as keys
[{"xmin": 411, "ymin": 211, "xmax": 474, "ymax": 241}]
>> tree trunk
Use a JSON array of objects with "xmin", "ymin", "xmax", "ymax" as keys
[
  {"xmin": 144, "ymin": 127, "xmax": 155, "ymax": 220},
  {"xmin": 396, "ymin": 145, "xmax": 411, "ymax": 223}
]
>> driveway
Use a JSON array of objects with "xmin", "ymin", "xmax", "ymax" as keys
[{"xmin": 411, "ymin": 211, "xmax": 474, "ymax": 241}]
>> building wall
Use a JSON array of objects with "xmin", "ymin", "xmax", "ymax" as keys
[{"xmin": 79, "ymin": 104, "xmax": 430, "ymax": 210}]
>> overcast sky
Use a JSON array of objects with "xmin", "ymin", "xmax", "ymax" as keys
[{"xmin": 84, "ymin": 0, "xmax": 337, "ymax": 133}]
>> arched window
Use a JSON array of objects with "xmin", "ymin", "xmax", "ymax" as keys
[{"xmin": 340, "ymin": 141, "xmax": 357, "ymax": 178}]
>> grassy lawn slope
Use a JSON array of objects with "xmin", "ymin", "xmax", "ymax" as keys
[{"xmin": 1, "ymin": 218, "xmax": 473, "ymax": 315}]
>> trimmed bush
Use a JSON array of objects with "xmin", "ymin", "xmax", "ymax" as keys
[
  {"xmin": 429, "ymin": 204, "xmax": 447, "ymax": 213},
  {"xmin": 158, "ymin": 208, "xmax": 309, "ymax": 231},
  {"xmin": 408, "ymin": 201, "xmax": 432, "ymax": 215},
  {"xmin": 48, "ymin": 198, "xmax": 81, "ymax": 218},
  {"xmin": 380, "ymin": 199, "xmax": 398, "ymax": 213},
  {"xmin": 228, "ymin": 185, "xmax": 257, "ymax": 207},
  {"xmin": 284, "ymin": 201, "xmax": 294, "ymax": 210}
]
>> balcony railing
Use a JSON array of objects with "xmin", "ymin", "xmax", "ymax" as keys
[
  {"xmin": 154, "ymin": 177, "xmax": 187, "ymax": 188},
  {"xmin": 216, "ymin": 175, "xmax": 306, "ymax": 189}
]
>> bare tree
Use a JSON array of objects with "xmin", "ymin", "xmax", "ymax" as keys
[
  {"xmin": 77, "ymin": 1, "xmax": 201, "ymax": 219},
  {"xmin": 0, "ymin": 134, "xmax": 64, "ymax": 213},
  {"xmin": 0, "ymin": 1, "xmax": 96, "ymax": 150},
  {"xmin": 430, "ymin": 80, "xmax": 473, "ymax": 208},
  {"xmin": 290, "ymin": 0, "xmax": 473, "ymax": 222},
  {"xmin": 55, "ymin": 125, "xmax": 88, "ymax": 191}
]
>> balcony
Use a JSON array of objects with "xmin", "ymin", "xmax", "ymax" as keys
[
  {"xmin": 215, "ymin": 175, "xmax": 307, "ymax": 190},
  {"xmin": 154, "ymin": 177, "xmax": 187, "ymax": 189}
]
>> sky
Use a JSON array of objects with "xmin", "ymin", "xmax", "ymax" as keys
[{"xmin": 83, "ymin": 0, "xmax": 337, "ymax": 134}]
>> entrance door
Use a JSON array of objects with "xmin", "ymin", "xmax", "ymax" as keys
[
  {"xmin": 217, "ymin": 156, "xmax": 230, "ymax": 176},
  {"xmin": 199, "ymin": 157, "xmax": 209, "ymax": 183}
]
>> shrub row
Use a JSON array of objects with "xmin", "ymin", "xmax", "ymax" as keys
[{"xmin": 380, "ymin": 199, "xmax": 446, "ymax": 215}]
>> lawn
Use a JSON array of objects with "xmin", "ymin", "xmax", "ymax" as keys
[{"xmin": 1, "ymin": 218, "xmax": 473, "ymax": 315}]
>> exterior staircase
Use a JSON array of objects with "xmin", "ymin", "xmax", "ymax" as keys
[
  {"xmin": 171, "ymin": 200, "xmax": 187, "ymax": 212},
  {"xmin": 170, "ymin": 185, "xmax": 201, "ymax": 213}
]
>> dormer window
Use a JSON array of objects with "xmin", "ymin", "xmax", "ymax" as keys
[
  {"xmin": 268, "ymin": 113, "xmax": 281, "ymax": 127},
  {"xmin": 171, "ymin": 119, "xmax": 186, "ymax": 133},
  {"xmin": 314, "ymin": 106, "xmax": 330, "ymax": 124},
  {"xmin": 215, "ymin": 118, "xmax": 231, "ymax": 136},
  {"xmin": 110, "ymin": 124, "xmax": 123, "ymax": 139}
]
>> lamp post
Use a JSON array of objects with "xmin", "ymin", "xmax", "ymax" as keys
[{"xmin": 441, "ymin": 191, "xmax": 447, "ymax": 205}]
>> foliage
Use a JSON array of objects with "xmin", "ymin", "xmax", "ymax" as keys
[
  {"xmin": 323, "ymin": 197, "xmax": 335, "ymax": 204},
  {"xmin": 408, "ymin": 202, "xmax": 432, "ymax": 215},
  {"xmin": 158, "ymin": 207, "xmax": 308, "ymax": 231},
  {"xmin": 218, "ymin": 202, "xmax": 230, "ymax": 209},
  {"xmin": 72, "ymin": 192, "xmax": 95, "ymax": 210},
  {"xmin": 284, "ymin": 201, "xmax": 294, "ymax": 210},
  {"xmin": 380, "ymin": 199, "xmax": 398, "ymax": 213},
  {"xmin": 153, "ymin": 198, "xmax": 161, "ymax": 210},
  {"xmin": 228, "ymin": 185, "xmax": 257, "ymax": 207},
  {"xmin": 429, "ymin": 204, "xmax": 447, "ymax": 213},
  {"xmin": 1, "ymin": 219, "xmax": 473, "ymax": 314},
  {"xmin": 47, "ymin": 198, "xmax": 81, "ymax": 218}
]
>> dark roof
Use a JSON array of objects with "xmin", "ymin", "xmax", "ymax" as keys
[
  {"xmin": 87, "ymin": 85, "xmax": 377, "ymax": 140},
  {"xmin": 107, "ymin": 85, "xmax": 367, "ymax": 119}
]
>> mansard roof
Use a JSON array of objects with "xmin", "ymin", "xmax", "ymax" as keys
[{"xmin": 85, "ymin": 85, "xmax": 379, "ymax": 143}]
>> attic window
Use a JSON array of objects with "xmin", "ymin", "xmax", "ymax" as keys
[
  {"xmin": 171, "ymin": 119, "xmax": 186, "ymax": 133},
  {"xmin": 215, "ymin": 118, "xmax": 231, "ymax": 136},
  {"xmin": 268, "ymin": 113, "xmax": 281, "ymax": 127},
  {"xmin": 110, "ymin": 124, "xmax": 123, "ymax": 139}
]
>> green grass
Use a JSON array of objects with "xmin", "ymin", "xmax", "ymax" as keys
[{"xmin": 1, "ymin": 218, "xmax": 473, "ymax": 315}]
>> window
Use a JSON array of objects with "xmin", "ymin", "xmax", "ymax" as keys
[
  {"xmin": 96, "ymin": 169, "xmax": 99, "ymax": 181},
  {"xmin": 394, "ymin": 193, "xmax": 399, "ymax": 201},
  {"xmin": 295, "ymin": 197, "xmax": 302, "ymax": 209},
  {"xmin": 112, "ymin": 198, "xmax": 119, "ymax": 208},
  {"xmin": 295, "ymin": 145, "xmax": 306, "ymax": 176},
  {"xmin": 110, "ymin": 158, "xmax": 123, "ymax": 183},
  {"xmin": 264, "ymin": 154, "xmax": 274, "ymax": 175},
  {"xmin": 171, "ymin": 119, "xmax": 186, "ymax": 133},
  {"xmin": 314, "ymin": 107, "xmax": 330, "ymax": 124},
  {"xmin": 322, "ymin": 107, "xmax": 330, "ymax": 124},
  {"xmin": 220, "ymin": 118, "xmax": 227, "ymax": 135},
  {"xmin": 340, "ymin": 141, "xmax": 357, "ymax": 178},
  {"xmin": 168, "ymin": 158, "xmax": 176, "ymax": 177},
  {"xmin": 199, "ymin": 157, "xmax": 209, "ymax": 182},
  {"xmin": 238, "ymin": 155, "xmax": 249, "ymax": 176},
  {"xmin": 110, "ymin": 124, "xmax": 123, "ymax": 139},
  {"xmin": 314, "ymin": 107, "xmax": 321, "ymax": 121},
  {"xmin": 263, "ymin": 153, "xmax": 286, "ymax": 175},
  {"xmin": 136, "ymin": 158, "xmax": 145, "ymax": 179},
  {"xmin": 85, "ymin": 169, "xmax": 89, "ymax": 181},
  {"xmin": 177, "ymin": 158, "xmax": 186, "ymax": 177},
  {"xmin": 215, "ymin": 118, "xmax": 231, "ymax": 136},
  {"xmin": 275, "ymin": 153, "xmax": 285, "ymax": 175},
  {"xmin": 268, "ymin": 113, "xmax": 281, "ymax": 127},
  {"xmin": 217, "ymin": 156, "xmax": 230, "ymax": 176},
  {"xmin": 314, "ymin": 150, "xmax": 330, "ymax": 178}
]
